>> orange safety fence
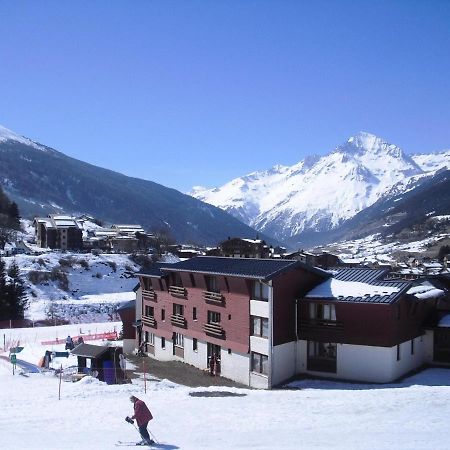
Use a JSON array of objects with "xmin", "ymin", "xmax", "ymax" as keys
[{"xmin": 41, "ymin": 331, "xmax": 118, "ymax": 345}]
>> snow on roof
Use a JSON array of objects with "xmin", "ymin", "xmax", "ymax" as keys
[
  {"xmin": 306, "ymin": 277, "xmax": 400, "ymax": 299},
  {"xmin": 407, "ymin": 284, "xmax": 445, "ymax": 300}
]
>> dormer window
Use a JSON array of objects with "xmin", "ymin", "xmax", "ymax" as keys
[
  {"xmin": 252, "ymin": 281, "xmax": 269, "ymax": 301},
  {"xmin": 205, "ymin": 275, "xmax": 220, "ymax": 293}
]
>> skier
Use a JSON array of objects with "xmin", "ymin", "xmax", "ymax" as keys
[
  {"xmin": 127, "ymin": 395, "xmax": 154, "ymax": 446},
  {"xmin": 65, "ymin": 335, "xmax": 74, "ymax": 350}
]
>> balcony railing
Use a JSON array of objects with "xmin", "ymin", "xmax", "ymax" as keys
[
  {"xmin": 142, "ymin": 289, "xmax": 156, "ymax": 301},
  {"xmin": 142, "ymin": 316, "xmax": 157, "ymax": 328},
  {"xmin": 169, "ymin": 286, "xmax": 187, "ymax": 298},
  {"xmin": 170, "ymin": 314, "xmax": 187, "ymax": 328},
  {"xmin": 203, "ymin": 322, "xmax": 225, "ymax": 338},
  {"xmin": 299, "ymin": 319, "xmax": 343, "ymax": 330},
  {"xmin": 203, "ymin": 291, "xmax": 224, "ymax": 304}
]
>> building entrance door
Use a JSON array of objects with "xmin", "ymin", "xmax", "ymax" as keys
[{"xmin": 207, "ymin": 343, "xmax": 221, "ymax": 375}]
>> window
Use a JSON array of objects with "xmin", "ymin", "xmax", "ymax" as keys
[
  {"xmin": 171, "ymin": 273, "xmax": 183, "ymax": 287},
  {"xmin": 205, "ymin": 275, "xmax": 220, "ymax": 293},
  {"xmin": 251, "ymin": 316, "xmax": 269, "ymax": 338},
  {"xmin": 173, "ymin": 303, "xmax": 184, "ymax": 316},
  {"xmin": 251, "ymin": 352, "xmax": 268, "ymax": 375},
  {"xmin": 174, "ymin": 332, "xmax": 184, "ymax": 348},
  {"xmin": 208, "ymin": 310, "xmax": 221, "ymax": 324},
  {"xmin": 397, "ymin": 344, "xmax": 401, "ymax": 361},
  {"xmin": 252, "ymin": 281, "xmax": 269, "ymax": 301},
  {"xmin": 224, "ymin": 277, "xmax": 230, "ymax": 292},
  {"xmin": 193, "ymin": 338, "xmax": 198, "ymax": 352},
  {"xmin": 161, "ymin": 309, "xmax": 165, "ymax": 321},
  {"xmin": 193, "ymin": 307, "xmax": 197, "ymax": 321},
  {"xmin": 307, "ymin": 341, "xmax": 337, "ymax": 373},
  {"xmin": 309, "ymin": 303, "xmax": 336, "ymax": 322},
  {"xmin": 228, "ymin": 349, "xmax": 232, "ymax": 355},
  {"xmin": 142, "ymin": 277, "xmax": 152, "ymax": 291},
  {"xmin": 161, "ymin": 337, "xmax": 166, "ymax": 349},
  {"xmin": 148, "ymin": 333, "xmax": 155, "ymax": 346},
  {"xmin": 411, "ymin": 339, "xmax": 414, "ymax": 355},
  {"xmin": 189, "ymin": 273, "xmax": 196, "ymax": 287},
  {"xmin": 144, "ymin": 305, "xmax": 154, "ymax": 317}
]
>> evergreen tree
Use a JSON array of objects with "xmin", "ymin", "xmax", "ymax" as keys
[
  {"xmin": 7, "ymin": 261, "xmax": 27, "ymax": 319},
  {"xmin": 8, "ymin": 202, "xmax": 21, "ymax": 229},
  {"xmin": 0, "ymin": 258, "xmax": 9, "ymax": 319}
]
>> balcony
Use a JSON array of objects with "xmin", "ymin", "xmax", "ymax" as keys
[
  {"xmin": 142, "ymin": 316, "xmax": 157, "ymax": 328},
  {"xmin": 298, "ymin": 319, "xmax": 344, "ymax": 340},
  {"xmin": 170, "ymin": 314, "xmax": 187, "ymax": 328},
  {"xmin": 169, "ymin": 286, "xmax": 187, "ymax": 298},
  {"xmin": 142, "ymin": 289, "xmax": 156, "ymax": 301},
  {"xmin": 203, "ymin": 322, "xmax": 225, "ymax": 339},
  {"xmin": 203, "ymin": 291, "xmax": 224, "ymax": 304}
]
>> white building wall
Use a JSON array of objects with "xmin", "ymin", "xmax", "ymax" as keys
[
  {"xmin": 184, "ymin": 336, "xmax": 208, "ymax": 370},
  {"xmin": 220, "ymin": 348, "xmax": 250, "ymax": 386},
  {"xmin": 390, "ymin": 337, "xmax": 427, "ymax": 381},
  {"xmin": 250, "ymin": 372, "xmax": 269, "ymax": 389},
  {"xmin": 297, "ymin": 338, "xmax": 428, "ymax": 383},
  {"xmin": 152, "ymin": 336, "xmax": 172, "ymax": 361},
  {"xmin": 250, "ymin": 336, "xmax": 269, "ymax": 356},
  {"xmin": 250, "ymin": 300, "xmax": 269, "ymax": 318},
  {"xmin": 271, "ymin": 341, "xmax": 296, "ymax": 386}
]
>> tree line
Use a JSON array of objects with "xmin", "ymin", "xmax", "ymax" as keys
[{"xmin": 0, "ymin": 258, "xmax": 27, "ymax": 320}]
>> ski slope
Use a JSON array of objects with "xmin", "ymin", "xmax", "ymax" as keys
[{"xmin": 1, "ymin": 323, "xmax": 450, "ymax": 450}]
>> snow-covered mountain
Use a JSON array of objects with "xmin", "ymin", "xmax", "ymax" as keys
[
  {"xmin": 191, "ymin": 132, "xmax": 450, "ymax": 245},
  {"xmin": 0, "ymin": 124, "xmax": 274, "ymax": 246}
]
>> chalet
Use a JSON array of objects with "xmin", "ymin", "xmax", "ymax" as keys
[
  {"xmin": 213, "ymin": 237, "xmax": 272, "ymax": 259},
  {"xmin": 134, "ymin": 258, "xmax": 450, "ymax": 388},
  {"xmin": 33, "ymin": 215, "xmax": 83, "ymax": 250},
  {"xmin": 136, "ymin": 257, "xmax": 329, "ymax": 388}
]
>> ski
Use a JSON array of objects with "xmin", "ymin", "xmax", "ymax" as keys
[{"xmin": 116, "ymin": 441, "xmax": 155, "ymax": 447}]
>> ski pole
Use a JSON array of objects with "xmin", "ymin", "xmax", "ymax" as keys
[{"xmin": 148, "ymin": 429, "xmax": 159, "ymax": 444}]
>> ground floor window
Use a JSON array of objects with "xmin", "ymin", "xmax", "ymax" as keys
[
  {"xmin": 174, "ymin": 332, "xmax": 184, "ymax": 348},
  {"xmin": 145, "ymin": 331, "xmax": 155, "ymax": 346},
  {"xmin": 251, "ymin": 351, "xmax": 268, "ymax": 376},
  {"xmin": 307, "ymin": 341, "xmax": 337, "ymax": 373},
  {"xmin": 161, "ymin": 337, "xmax": 165, "ymax": 349},
  {"xmin": 193, "ymin": 338, "xmax": 198, "ymax": 352}
]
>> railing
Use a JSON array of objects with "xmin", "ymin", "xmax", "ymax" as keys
[
  {"xmin": 170, "ymin": 314, "xmax": 187, "ymax": 328},
  {"xmin": 142, "ymin": 316, "xmax": 157, "ymax": 328},
  {"xmin": 203, "ymin": 291, "xmax": 224, "ymax": 304},
  {"xmin": 169, "ymin": 286, "xmax": 187, "ymax": 297},
  {"xmin": 203, "ymin": 322, "xmax": 225, "ymax": 338},
  {"xmin": 299, "ymin": 319, "xmax": 343, "ymax": 329},
  {"xmin": 142, "ymin": 289, "xmax": 156, "ymax": 300}
]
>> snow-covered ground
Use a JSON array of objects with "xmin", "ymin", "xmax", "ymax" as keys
[
  {"xmin": 1, "ymin": 323, "xmax": 450, "ymax": 450},
  {"xmin": 2, "ymin": 249, "xmax": 139, "ymax": 322}
]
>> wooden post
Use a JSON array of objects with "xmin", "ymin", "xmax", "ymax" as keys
[
  {"xmin": 143, "ymin": 357, "xmax": 147, "ymax": 394},
  {"xmin": 58, "ymin": 364, "xmax": 63, "ymax": 400}
]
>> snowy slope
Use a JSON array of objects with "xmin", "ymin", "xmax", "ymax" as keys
[
  {"xmin": 2, "ymin": 324, "xmax": 450, "ymax": 450},
  {"xmin": 192, "ymin": 132, "xmax": 449, "ymax": 243},
  {"xmin": 0, "ymin": 124, "xmax": 48, "ymax": 151}
]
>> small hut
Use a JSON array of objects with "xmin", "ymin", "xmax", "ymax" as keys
[{"xmin": 71, "ymin": 343, "xmax": 124, "ymax": 384}]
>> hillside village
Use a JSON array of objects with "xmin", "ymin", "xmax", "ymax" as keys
[{"xmin": 1, "ymin": 207, "xmax": 450, "ymax": 389}]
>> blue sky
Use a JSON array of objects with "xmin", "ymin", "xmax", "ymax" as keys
[{"xmin": 1, "ymin": 1, "xmax": 450, "ymax": 192}]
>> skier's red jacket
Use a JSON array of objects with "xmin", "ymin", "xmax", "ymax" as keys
[{"xmin": 132, "ymin": 399, "xmax": 153, "ymax": 426}]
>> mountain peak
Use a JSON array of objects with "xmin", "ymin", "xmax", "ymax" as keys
[{"xmin": 0, "ymin": 124, "xmax": 46, "ymax": 151}]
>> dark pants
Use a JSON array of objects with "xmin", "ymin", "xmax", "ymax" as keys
[{"xmin": 138, "ymin": 422, "xmax": 151, "ymax": 444}]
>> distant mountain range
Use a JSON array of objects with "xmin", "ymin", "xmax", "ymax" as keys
[
  {"xmin": 191, "ymin": 132, "xmax": 450, "ymax": 247},
  {"xmin": 0, "ymin": 125, "xmax": 273, "ymax": 246}
]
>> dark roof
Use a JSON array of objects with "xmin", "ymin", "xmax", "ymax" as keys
[
  {"xmin": 71, "ymin": 343, "xmax": 110, "ymax": 358},
  {"xmin": 155, "ymin": 256, "xmax": 329, "ymax": 281},
  {"xmin": 117, "ymin": 299, "xmax": 135, "ymax": 312},
  {"xmin": 136, "ymin": 262, "xmax": 175, "ymax": 278},
  {"xmin": 334, "ymin": 268, "xmax": 388, "ymax": 284},
  {"xmin": 306, "ymin": 268, "xmax": 411, "ymax": 304}
]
